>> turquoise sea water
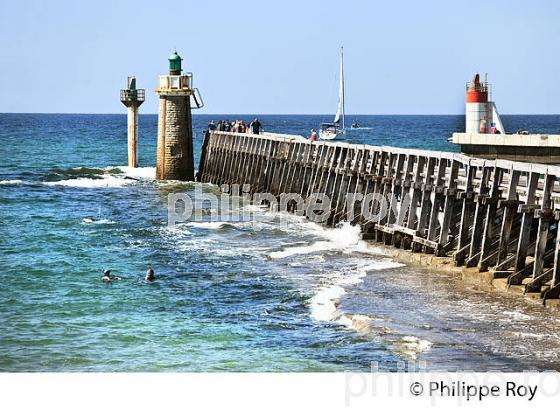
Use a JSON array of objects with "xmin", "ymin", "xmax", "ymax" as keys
[{"xmin": 2, "ymin": 113, "xmax": 560, "ymax": 372}]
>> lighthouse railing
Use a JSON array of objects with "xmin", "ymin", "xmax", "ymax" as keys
[
  {"xmin": 120, "ymin": 89, "xmax": 145, "ymax": 102},
  {"xmin": 466, "ymin": 81, "xmax": 489, "ymax": 93}
]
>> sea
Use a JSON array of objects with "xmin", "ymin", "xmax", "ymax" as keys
[{"xmin": 2, "ymin": 113, "xmax": 560, "ymax": 372}]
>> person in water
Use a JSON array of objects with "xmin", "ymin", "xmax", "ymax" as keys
[
  {"xmin": 102, "ymin": 269, "xmax": 121, "ymax": 282},
  {"xmin": 82, "ymin": 216, "xmax": 95, "ymax": 223},
  {"xmin": 145, "ymin": 266, "xmax": 155, "ymax": 282}
]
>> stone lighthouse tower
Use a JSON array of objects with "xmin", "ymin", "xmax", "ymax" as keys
[
  {"xmin": 120, "ymin": 77, "xmax": 145, "ymax": 167},
  {"xmin": 155, "ymin": 51, "xmax": 203, "ymax": 180}
]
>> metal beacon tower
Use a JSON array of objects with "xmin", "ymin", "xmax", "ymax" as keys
[{"xmin": 120, "ymin": 77, "xmax": 145, "ymax": 168}]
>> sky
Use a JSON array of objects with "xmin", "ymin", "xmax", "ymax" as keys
[{"xmin": 0, "ymin": 0, "xmax": 559, "ymax": 115}]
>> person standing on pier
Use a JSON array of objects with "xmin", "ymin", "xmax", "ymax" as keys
[
  {"xmin": 310, "ymin": 129, "xmax": 317, "ymax": 142},
  {"xmin": 208, "ymin": 120, "xmax": 216, "ymax": 131},
  {"xmin": 250, "ymin": 118, "xmax": 262, "ymax": 134},
  {"xmin": 237, "ymin": 120, "xmax": 246, "ymax": 133}
]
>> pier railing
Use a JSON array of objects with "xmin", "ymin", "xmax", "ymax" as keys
[{"xmin": 198, "ymin": 130, "xmax": 560, "ymax": 302}]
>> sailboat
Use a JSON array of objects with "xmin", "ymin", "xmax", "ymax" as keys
[{"xmin": 319, "ymin": 47, "xmax": 345, "ymax": 140}]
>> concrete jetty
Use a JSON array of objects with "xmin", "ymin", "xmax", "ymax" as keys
[{"xmin": 198, "ymin": 130, "xmax": 560, "ymax": 306}]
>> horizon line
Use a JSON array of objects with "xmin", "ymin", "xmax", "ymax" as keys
[{"xmin": 1, "ymin": 112, "xmax": 558, "ymax": 116}]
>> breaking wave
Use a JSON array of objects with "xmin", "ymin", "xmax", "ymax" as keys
[
  {"xmin": 0, "ymin": 179, "xmax": 24, "ymax": 185},
  {"xmin": 309, "ymin": 259, "xmax": 404, "ymax": 325},
  {"xmin": 187, "ymin": 221, "xmax": 236, "ymax": 230},
  {"xmin": 269, "ymin": 222, "xmax": 384, "ymax": 258},
  {"xmin": 44, "ymin": 166, "xmax": 155, "ymax": 188}
]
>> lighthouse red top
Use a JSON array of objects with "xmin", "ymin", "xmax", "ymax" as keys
[{"xmin": 466, "ymin": 73, "xmax": 488, "ymax": 103}]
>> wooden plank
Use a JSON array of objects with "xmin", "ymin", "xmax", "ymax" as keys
[
  {"xmin": 532, "ymin": 174, "xmax": 556, "ymax": 280},
  {"xmin": 427, "ymin": 156, "xmax": 448, "ymax": 242},
  {"xmin": 466, "ymin": 163, "xmax": 491, "ymax": 267},
  {"xmin": 413, "ymin": 156, "xmax": 436, "ymax": 249},
  {"xmin": 437, "ymin": 159, "xmax": 460, "ymax": 255},
  {"xmin": 497, "ymin": 168, "xmax": 521, "ymax": 265},
  {"xmin": 406, "ymin": 155, "xmax": 426, "ymax": 231},
  {"xmin": 478, "ymin": 165, "xmax": 503, "ymax": 271},
  {"xmin": 513, "ymin": 172, "xmax": 540, "ymax": 276}
]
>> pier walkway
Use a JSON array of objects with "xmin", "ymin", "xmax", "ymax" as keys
[{"xmin": 197, "ymin": 130, "xmax": 560, "ymax": 305}]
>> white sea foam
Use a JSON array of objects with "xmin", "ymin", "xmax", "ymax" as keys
[
  {"xmin": 394, "ymin": 336, "xmax": 433, "ymax": 359},
  {"xmin": 269, "ymin": 241, "xmax": 331, "ymax": 259},
  {"xmin": 0, "ymin": 179, "xmax": 23, "ymax": 185},
  {"xmin": 310, "ymin": 284, "xmax": 347, "ymax": 322},
  {"xmin": 81, "ymin": 218, "xmax": 116, "ymax": 225},
  {"xmin": 502, "ymin": 310, "xmax": 533, "ymax": 321},
  {"xmin": 311, "ymin": 261, "xmax": 403, "ymax": 324},
  {"xmin": 359, "ymin": 260, "xmax": 405, "ymax": 272},
  {"xmin": 514, "ymin": 332, "xmax": 546, "ymax": 340},
  {"xmin": 45, "ymin": 166, "xmax": 155, "ymax": 188},
  {"xmin": 337, "ymin": 314, "xmax": 388, "ymax": 333},
  {"xmin": 264, "ymin": 221, "xmax": 406, "ymax": 325},
  {"xmin": 307, "ymin": 255, "xmax": 404, "ymax": 335},
  {"xmin": 187, "ymin": 221, "xmax": 233, "ymax": 230},
  {"xmin": 309, "ymin": 259, "xmax": 405, "ymax": 325},
  {"xmin": 240, "ymin": 204, "xmax": 270, "ymax": 213},
  {"xmin": 159, "ymin": 225, "xmax": 193, "ymax": 238},
  {"xmin": 269, "ymin": 222, "xmax": 386, "ymax": 259},
  {"xmin": 45, "ymin": 176, "xmax": 134, "ymax": 188},
  {"xmin": 113, "ymin": 166, "xmax": 156, "ymax": 180}
]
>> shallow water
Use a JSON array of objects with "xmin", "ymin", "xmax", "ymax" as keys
[{"xmin": 1, "ymin": 113, "xmax": 560, "ymax": 371}]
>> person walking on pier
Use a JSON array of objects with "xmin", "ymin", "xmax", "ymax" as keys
[
  {"xmin": 310, "ymin": 129, "xmax": 317, "ymax": 142},
  {"xmin": 249, "ymin": 118, "xmax": 262, "ymax": 134}
]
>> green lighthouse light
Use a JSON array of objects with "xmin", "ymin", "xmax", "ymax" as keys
[{"xmin": 169, "ymin": 51, "xmax": 182, "ymax": 75}]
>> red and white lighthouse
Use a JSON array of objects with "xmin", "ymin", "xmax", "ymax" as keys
[
  {"xmin": 465, "ymin": 73, "xmax": 490, "ymax": 133},
  {"xmin": 465, "ymin": 73, "xmax": 505, "ymax": 134}
]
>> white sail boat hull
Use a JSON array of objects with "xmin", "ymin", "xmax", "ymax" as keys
[{"xmin": 319, "ymin": 129, "xmax": 340, "ymax": 140}]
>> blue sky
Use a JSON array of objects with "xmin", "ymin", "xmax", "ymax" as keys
[{"xmin": 0, "ymin": 0, "xmax": 558, "ymax": 114}]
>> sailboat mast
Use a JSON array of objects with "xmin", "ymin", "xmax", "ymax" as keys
[{"xmin": 340, "ymin": 46, "xmax": 345, "ymax": 131}]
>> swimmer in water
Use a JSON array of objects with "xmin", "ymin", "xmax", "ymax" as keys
[
  {"xmin": 82, "ymin": 216, "xmax": 95, "ymax": 223},
  {"xmin": 102, "ymin": 269, "xmax": 121, "ymax": 282},
  {"xmin": 145, "ymin": 266, "xmax": 155, "ymax": 282}
]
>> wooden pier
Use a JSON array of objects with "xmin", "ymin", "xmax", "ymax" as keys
[{"xmin": 197, "ymin": 130, "xmax": 560, "ymax": 305}]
